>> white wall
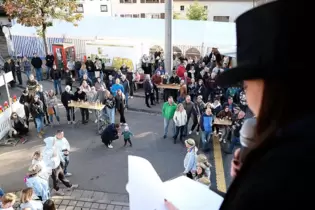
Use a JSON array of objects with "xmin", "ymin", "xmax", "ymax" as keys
[
  {"xmin": 77, "ymin": 0, "xmax": 112, "ymax": 16},
  {"xmin": 111, "ymin": 1, "xmax": 164, "ymax": 18},
  {"xmin": 78, "ymin": 0, "xmax": 253, "ymax": 22},
  {"xmin": 174, "ymin": 1, "xmax": 253, "ymax": 22}
]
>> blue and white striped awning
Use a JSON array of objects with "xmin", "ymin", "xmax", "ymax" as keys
[{"xmin": 11, "ymin": 35, "xmax": 64, "ymax": 58}]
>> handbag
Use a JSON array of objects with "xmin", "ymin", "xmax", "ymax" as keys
[{"xmin": 48, "ymin": 107, "xmax": 55, "ymax": 115}]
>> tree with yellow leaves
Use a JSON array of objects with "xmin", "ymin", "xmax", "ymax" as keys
[{"xmin": 3, "ymin": 0, "xmax": 83, "ymax": 54}]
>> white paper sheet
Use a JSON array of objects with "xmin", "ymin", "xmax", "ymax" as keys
[
  {"xmin": 127, "ymin": 155, "xmax": 166, "ymax": 210},
  {"xmin": 127, "ymin": 155, "xmax": 224, "ymax": 210},
  {"xmin": 164, "ymin": 176, "xmax": 224, "ymax": 210}
]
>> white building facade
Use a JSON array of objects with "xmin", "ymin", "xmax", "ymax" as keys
[
  {"xmin": 75, "ymin": 0, "xmax": 112, "ymax": 16},
  {"xmin": 76, "ymin": 0, "xmax": 255, "ymax": 22}
]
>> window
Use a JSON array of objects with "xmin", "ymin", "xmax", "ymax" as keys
[
  {"xmin": 145, "ymin": 13, "xmax": 160, "ymax": 19},
  {"xmin": 120, "ymin": 14, "xmax": 133, "ymax": 18},
  {"xmin": 133, "ymin": 14, "xmax": 139, "ymax": 18},
  {"xmin": 141, "ymin": 0, "xmax": 159, "ymax": 3},
  {"xmin": 100, "ymin": 5, "xmax": 108, "ymax": 12},
  {"xmin": 120, "ymin": 0, "xmax": 136, "ymax": 3},
  {"xmin": 76, "ymin": 4, "xmax": 84, "ymax": 13},
  {"xmin": 213, "ymin": 16, "xmax": 229, "ymax": 22},
  {"xmin": 180, "ymin": 5, "xmax": 184, "ymax": 11},
  {"xmin": 204, "ymin": 6, "xmax": 208, "ymax": 10}
]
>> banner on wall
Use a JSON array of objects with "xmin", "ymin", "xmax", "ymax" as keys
[{"xmin": 85, "ymin": 42, "xmax": 139, "ymax": 71}]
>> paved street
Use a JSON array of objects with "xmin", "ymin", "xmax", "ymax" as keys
[{"xmin": 0, "ymin": 74, "xmax": 236, "ymax": 209}]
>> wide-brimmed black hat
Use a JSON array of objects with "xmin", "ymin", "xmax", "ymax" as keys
[{"xmin": 217, "ymin": 0, "xmax": 305, "ymax": 86}]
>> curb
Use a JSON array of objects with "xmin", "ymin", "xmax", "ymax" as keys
[{"xmin": 52, "ymin": 196, "xmax": 129, "ymax": 207}]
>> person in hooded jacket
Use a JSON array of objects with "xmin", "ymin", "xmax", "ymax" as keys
[
  {"xmin": 61, "ymin": 85, "xmax": 75, "ymax": 124},
  {"xmin": 42, "ymin": 137, "xmax": 78, "ymax": 196},
  {"xmin": 101, "ymin": 123, "xmax": 120, "ymax": 149}
]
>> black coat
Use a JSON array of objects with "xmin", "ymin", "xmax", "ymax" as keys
[
  {"xmin": 101, "ymin": 123, "xmax": 118, "ymax": 144},
  {"xmin": 143, "ymin": 80, "xmax": 153, "ymax": 95},
  {"xmin": 219, "ymin": 114, "xmax": 315, "ymax": 210},
  {"xmin": 45, "ymin": 55, "xmax": 55, "ymax": 67},
  {"xmin": 61, "ymin": 91, "xmax": 74, "ymax": 108}
]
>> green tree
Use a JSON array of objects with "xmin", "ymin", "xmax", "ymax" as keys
[
  {"xmin": 186, "ymin": 0, "xmax": 208, "ymax": 21},
  {"xmin": 173, "ymin": 12, "xmax": 180, "ymax": 19},
  {"xmin": 3, "ymin": 0, "xmax": 83, "ymax": 54}
]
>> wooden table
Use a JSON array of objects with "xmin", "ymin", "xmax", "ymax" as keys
[
  {"xmin": 214, "ymin": 118, "xmax": 232, "ymax": 126},
  {"xmin": 68, "ymin": 101, "xmax": 105, "ymax": 110},
  {"xmin": 156, "ymin": 84, "xmax": 180, "ymax": 90},
  {"xmin": 68, "ymin": 102, "xmax": 106, "ymax": 132}
]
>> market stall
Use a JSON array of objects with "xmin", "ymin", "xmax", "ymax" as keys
[{"xmin": 0, "ymin": 71, "xmax": 25, "ymax": 146}]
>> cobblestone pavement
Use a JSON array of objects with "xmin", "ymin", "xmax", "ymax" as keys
[
  {"xmin": 51, "ymin": 189, "xmax": 129, "ymax": 210},
  {"xmin": 12, "ymin": 189, "xmax": 129, "ymax": 210}
]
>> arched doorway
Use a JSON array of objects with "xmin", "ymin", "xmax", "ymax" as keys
[
  {"xmin": 185, "ymin": 47, "xmax": 201, "ymax": 59},
  {"xmin": 149, "ymin": 45, "xmax": 164, "ymax": 54},
  {"xmin": 173, "ymin": 46, "xmax": 182, "ymax": 57}
]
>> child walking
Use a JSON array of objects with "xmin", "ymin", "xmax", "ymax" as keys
[{"xmin": 122, "ymin": 126, "xmax": 133, "ymax": 147}]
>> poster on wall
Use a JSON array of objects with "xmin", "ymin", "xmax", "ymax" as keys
[{"xmin": 85, "ymin": 42, "xmax": 138, "ymax": 71}]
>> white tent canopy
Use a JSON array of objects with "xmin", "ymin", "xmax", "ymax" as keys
[{"xmin": 11, "ymin": 16, "xmax": 236, "ymax": 48}]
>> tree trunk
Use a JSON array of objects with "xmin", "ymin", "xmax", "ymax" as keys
[{"xmin": 42, "ymin": 23, "xmax": 48, "ymax": 55}]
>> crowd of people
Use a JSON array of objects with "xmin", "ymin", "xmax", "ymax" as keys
[
  {"xmin": 141, "ymin": 48, "xmax": 249, "ymax": 155},
  {"xmin": 9, "ymin": 55, "xmax": 137, "ymax": 142},
  {"xmin": 0, "ymin": 130, "xmax": 77, "ymax": 210},
  {"xmin": 1, "ymin": 47, "xmax": 245, "ymax": 208}
]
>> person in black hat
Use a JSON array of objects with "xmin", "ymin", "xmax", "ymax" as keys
[{"xmin": 165, "ymin": 1, "xmax": 315, "ymax": 210}]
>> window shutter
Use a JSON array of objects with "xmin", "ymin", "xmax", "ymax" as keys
[
  {"xmin": 140, "ymin": 0, "xmax": 145, "ymax": 3},
  {"xmin": 160, "ymin": 0, "xmax": 164, "ymax": 3},
  {"xmin": 133, "ymin": 0, "xmax": 137, "ymax": 3},
  {"xmin": 160, "ymin": 13, "xmax": 165, "ymax": 19},
  {"xmin": 120, "ymin": 0, "xmax": 124, "ymax": 3},
  {"xmin": 141, "ymin": 13, "xmax": 145, "ymax": 18}
]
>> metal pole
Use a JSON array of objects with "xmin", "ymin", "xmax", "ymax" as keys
[{"xmin": 165, "ymin": 0, "xmax": 173, "ymax": 74}]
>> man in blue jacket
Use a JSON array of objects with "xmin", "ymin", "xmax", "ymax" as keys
[{"xmin": 199, "ymin": 108, "xmax": 213, "ymax": 149}]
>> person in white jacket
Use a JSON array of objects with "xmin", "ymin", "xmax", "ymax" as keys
[
  {"xmin": 53, "ymin": 130, "xmax": 72, "ymax": 177},
  {"xmin": 172, "ymin": 103, "xmax": 187, "ymax": 144},
  {"xmin": 42, "ymin": 136, "xmax": 78, "ymax": 196}
]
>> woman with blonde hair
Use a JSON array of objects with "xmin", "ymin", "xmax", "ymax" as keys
[
  {"xmin": 0, "ymin": 193, "xmax": 16, "ymax": 210},
  {"xmin": 79, "ymin": 64, "xmax": 88, "ymax": 80},
  {"xmin": 20, "ymin": 188, "xmax": 43, "ymax": 210},
  {"xmin": 172, "ymin": 103, "xmax": 187, "ymax": 144}
]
